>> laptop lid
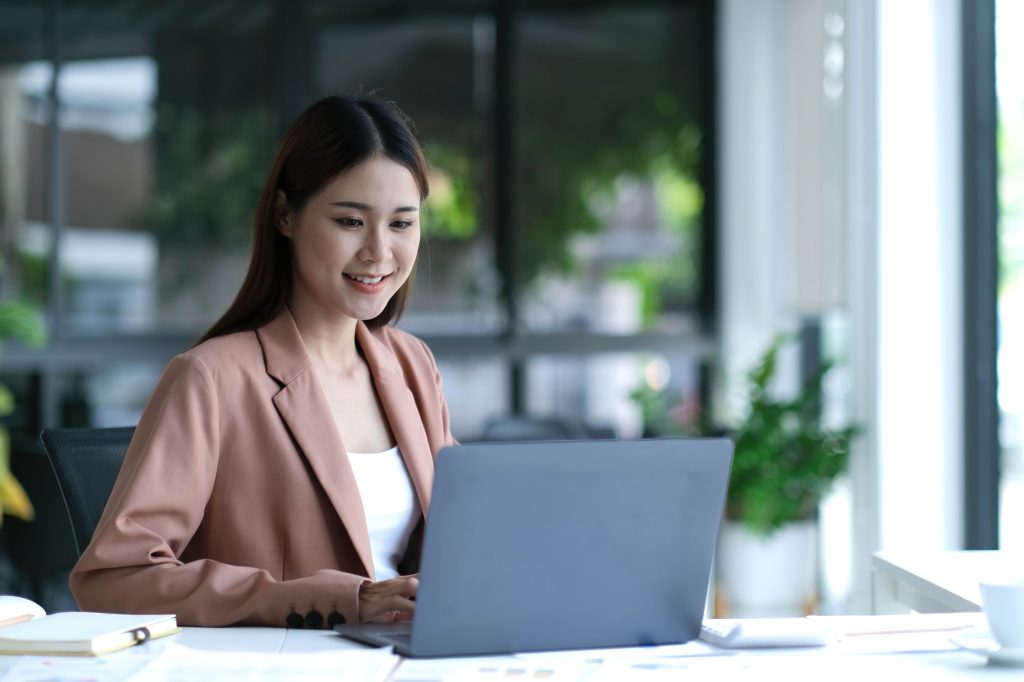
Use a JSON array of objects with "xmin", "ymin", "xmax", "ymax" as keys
[{"xmin": 383, "ymin": 437, "xmax": 733, "ymax": 657}]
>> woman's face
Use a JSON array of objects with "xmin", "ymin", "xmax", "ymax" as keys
[{"xmin": 279, "ymin": 154, "xmax": 421, "ymax": 324}]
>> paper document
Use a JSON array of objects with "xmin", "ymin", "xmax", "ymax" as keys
[
  {"xmin": 807, "ymin": 612, "xmax": 987, "ymax": 654},
  {"xmin": 807, "ymin": 612, "xmax": 986, "ymax": 636},
  {"xmin": 394, "ymin": 657, "xmax": 588, "ymax": 682},
  {"xmin": 124, "ymin": 642, "xmax": 399, "ymax": 681},
  {"xmin": 1, "ymin": 646, "xmax": 158, "ymax": 682},
  {"xmin": 586, "ymin": 653, "xmax": 970, "ymax": 682},
  {"xmin": 514, "ymin": 640, "xmax": 726, "ymax": 661}
]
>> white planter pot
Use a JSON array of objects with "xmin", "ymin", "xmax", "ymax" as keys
[{"xmin": 716, "ymin": 519, "xmax": 818, "ymax": 617}]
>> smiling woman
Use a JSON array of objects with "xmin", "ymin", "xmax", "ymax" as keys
[
  {"xmin": 278, "ymin": 156, "xmax": 422, "ymax": 328},
  {"xmin": 68, "ymin": 96, "xmax": 455, "ymax": 628},
  {"xmin": 199, "ymin": 96, "xmax": 430, "ymax": 342}
]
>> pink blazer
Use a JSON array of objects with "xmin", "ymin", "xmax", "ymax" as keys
[{"xmin": 69, "ymin": 309, "xmax": 454, "ymax": 627}]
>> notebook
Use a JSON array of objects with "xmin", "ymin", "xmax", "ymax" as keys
[
  {"xmin": 0, "ymin": 609, "xmax": 179, "ymax": 656},
  {"xmin": 336, "ymin": 437, "xmax": 733, "ymax": 657}
]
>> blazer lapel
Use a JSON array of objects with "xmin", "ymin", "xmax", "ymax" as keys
[
  {"xmin": 258, "ymin": 311, "xmax": 375, "ymax": 579},
  {"xmin": 357, "ymin": 323, "xmax": 434, "ymax": 516}
]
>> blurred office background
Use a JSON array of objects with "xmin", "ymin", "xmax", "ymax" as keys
[{"xmin": 0, "ymin": 0, "xmax": 1018, "ymax": 617}]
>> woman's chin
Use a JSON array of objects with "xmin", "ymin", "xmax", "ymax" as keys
[{"xmin": 349, "ymin": 304, "xmax": 388, "ymax": 322}]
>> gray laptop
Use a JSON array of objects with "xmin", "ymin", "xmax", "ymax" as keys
[{"xmin": 335, "ymin": 437, "xmax": 733, "ymax": 657}]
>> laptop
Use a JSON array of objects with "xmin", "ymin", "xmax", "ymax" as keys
[{"xmin": 335, "ymin": 437, "xmax": 733, "ymax": 657}]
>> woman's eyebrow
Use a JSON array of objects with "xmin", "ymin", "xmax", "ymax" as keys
[
  {"xmin": 329, "ymin": 200, "xmax": 373, "ymax": 210},
  {"xmin": 329, "ymin": 200, "xmax": 419, "ymax": 213}
]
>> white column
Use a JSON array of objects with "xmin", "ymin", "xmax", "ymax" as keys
[
  {"xmin": 0, "ymin": 68, "xmax": 27, "ymax": 287},
  {"xmin": 842, "ymin": 0, "xmax": 880, "ymax": 614},
  {"xmin": 719, "ymin": 0, "xmax": 855, "ymax": 612},
  {"xmin": 718, "ymin": 0, "xmax": 793, "ymax": 420},
  {"xmin": 876, "ymin": 0, "xmax": 964, "ymax": 552}
]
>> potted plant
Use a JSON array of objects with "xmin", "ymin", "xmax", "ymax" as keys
[
  {"xmin": 0, "ymin": 298, "xmax": 47, "ymax": 525},
  {"xmin": 716, "ymin": 333, "xmax": 859, "ymax": 617}
]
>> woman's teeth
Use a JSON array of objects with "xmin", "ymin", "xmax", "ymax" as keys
[{"xmin": 347, "ymin": 274, "xmax": 385, "ymax": 285}]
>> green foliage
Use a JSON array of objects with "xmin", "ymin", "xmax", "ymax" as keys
[
  {"xmin": 631, "ymin": 335, "xmax": 859, "ymax": 537},
  {"xmin": 0, "ymin": 296, "xmax": 47, "ymax": 523},
  {"xmin": 422, "ymin": 142, "xmax": 478, "ymax": 241},
  {"xmin": 15, "ymin": 252, "xmax": 49, "ymax": 306},
  {"xmin": 998, "ymin": 115, "xmax": 1024, "ymax": 289},
  {"xmin": 631, "ymin": 383, "xmax": 690, "ymax": 438},
  {"xmin": 629, "ymin": 357, "xmax": 706, "ymax": 438},
  {"xmin": 142, "ymin": 108, "xmax": 482, "ymax": 248},
  {"xmin": 141, "ymin": 106, "xmax": 273, "ymax": 249},
  {"xmin": 610, "ymin": 156, "xmax": 703, "ymax": 324},
  {"xmin": 0, "ymin": 300, "xmax": 47, "ymax": 350},
  {"xmin": 519, "ymin": 70, "xmax": 705, "ymax": 288},
  {"xmin": 728, "ymin": 334, "xmax": 859, "ymax": 537}
]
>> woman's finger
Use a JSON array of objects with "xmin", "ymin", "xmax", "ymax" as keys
[
  {"xmin": 359, "ymin": 577, "xmax": 420, "ymax": 622},
  {"xmin": 363, "ymin": 576, "xmax": 419, "ymax": 598},
  {"xmin": 387, "ymin": 595, "xmax": 416, "ymax": 613}
]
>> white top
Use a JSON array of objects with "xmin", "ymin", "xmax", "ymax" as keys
[{"xmin": 346, "ymin": 446, "xmax": 419, "ymax": 581}]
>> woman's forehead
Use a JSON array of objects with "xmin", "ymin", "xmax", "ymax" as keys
[{"xmin": 319, "ymin": 156, "xmax": 421, "ymax": 205}]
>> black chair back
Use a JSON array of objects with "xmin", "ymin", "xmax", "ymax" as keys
[
  {"xmin": 5, "ymin": 431, "xmax": 80, "ymax": 610},
  {"xmin": 40, "ymin": 427, "xmax": 135, "ymax": 557}
]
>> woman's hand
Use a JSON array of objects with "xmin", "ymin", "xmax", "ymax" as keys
[{"xmin": 359, "ymin": 574, "xmax": 419, "ymax": 623}]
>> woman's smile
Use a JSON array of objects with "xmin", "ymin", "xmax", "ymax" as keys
[
  {"xmin": 280, "ymin": 153, "xmax": 422, "ymax": 323},
  {"xmin": 345, "ymin": 272, "xmax": 391, "ymax": 293}
]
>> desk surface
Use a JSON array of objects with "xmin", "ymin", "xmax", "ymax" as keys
[
  {"xmin": 872, "ymin": 550, "xmax": 1011, "ymax": 614},
  {"xmin": 2, "ymin": 617, "xmax": 1023, "ymax": 680}
]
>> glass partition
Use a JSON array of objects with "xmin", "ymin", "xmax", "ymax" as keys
[{"xmin": 517, "ymin": 3, "xmax": 707, "ymax": 335}]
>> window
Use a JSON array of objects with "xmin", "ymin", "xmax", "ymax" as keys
[
  {"xmin": 0, "ymin": 0, "xmax": 716, "ymax": 443},
  {"xmin": 997, "ymin": 0, "xmax": 1024, "ymax": 551}
]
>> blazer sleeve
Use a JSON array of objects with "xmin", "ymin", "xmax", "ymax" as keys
[{"xmin": 69, "ymin": 353, "xmax": 368, "ymax": 627}]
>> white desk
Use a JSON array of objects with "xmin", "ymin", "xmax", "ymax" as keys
[
  {"xmin": 871, "ymin": 550, "xmax": 1011, "ymax": 614},
  {"xmin": 2, "ymin": 619, "xmax": 1023, "ymax": 680}
]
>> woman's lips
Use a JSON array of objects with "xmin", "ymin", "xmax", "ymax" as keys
[{"xmin": 344, "ymin": 273, "xmax": 390, "ymax": 293}]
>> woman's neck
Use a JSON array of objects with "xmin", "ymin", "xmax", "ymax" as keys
[{"xmin": 288, "ymin": 303, "xmax": 361, "ymax": 375}]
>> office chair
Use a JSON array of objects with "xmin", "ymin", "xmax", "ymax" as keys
[
  {"xmin": 40, "ymin": 426, "xmax": 135, "ymax": 557},
  {"xmin": 4, "ymin": 430, "xmax": 79, "ymax": 611}
]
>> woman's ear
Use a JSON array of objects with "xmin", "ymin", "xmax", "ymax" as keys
[{"xmin": 275, "ymin": 190, "xmax": 293, "ymax": 237}]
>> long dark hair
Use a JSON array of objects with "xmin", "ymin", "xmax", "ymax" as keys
[{"xmin": 198, "ymin": 95, "xmax": 430, "ymax": 344}]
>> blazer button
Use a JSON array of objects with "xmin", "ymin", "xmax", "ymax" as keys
[
  {"xmin": 305, "ymin": 608, "xmax": 324, "ymax": 629},
  {"xmin": 286, "ymin": 611, "xmax": 305, "ymax": 628},
  {"xmin": 328, "ymin": 610, "xmax": 346, "ymax": 627}
]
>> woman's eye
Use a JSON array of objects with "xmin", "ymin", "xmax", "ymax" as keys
[
  {"xmin": 392, "ymin": 220, "xmax": 413, "ymax": 229},
  {"xmin": 335, "ymin": 217, "xmax": 362, "ymax": 227}
]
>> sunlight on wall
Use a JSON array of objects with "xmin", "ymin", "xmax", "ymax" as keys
[{"xmin": 877, "ymin": 0, "xmax": 963, "ymax": 551}]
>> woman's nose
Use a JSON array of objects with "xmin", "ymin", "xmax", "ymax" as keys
[{"xmin": 359, "ymin": 226, "xmax": 390, "ymax": 262}]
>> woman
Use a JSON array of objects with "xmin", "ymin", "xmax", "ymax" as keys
[{"xmin": 69, "ymin": 95, "xmax": 454, "ymax": 628}]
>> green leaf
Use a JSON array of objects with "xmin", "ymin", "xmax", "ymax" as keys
[
  {"xmin": 727, "ymin": 333, "xmax": 861, "ymax": 536},
  {"xmin": 0, "ymin": 385, "xmax": 14, "ymax": 418},
  {"xmin": 0, "ymin": 299, "xmax": 47, "ymax": 349},
  {"xmin": 0, "ymin": 298, "xmax": 45, "ymax": 520}
]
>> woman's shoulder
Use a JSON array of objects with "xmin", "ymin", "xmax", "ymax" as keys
[
  {"xmin": 188, "ymin": 329, "xmax": 261, "ymax": 359},
  {"xmin": 170, "ymin": 329, "xmax": 264, "ymax": 379}
]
